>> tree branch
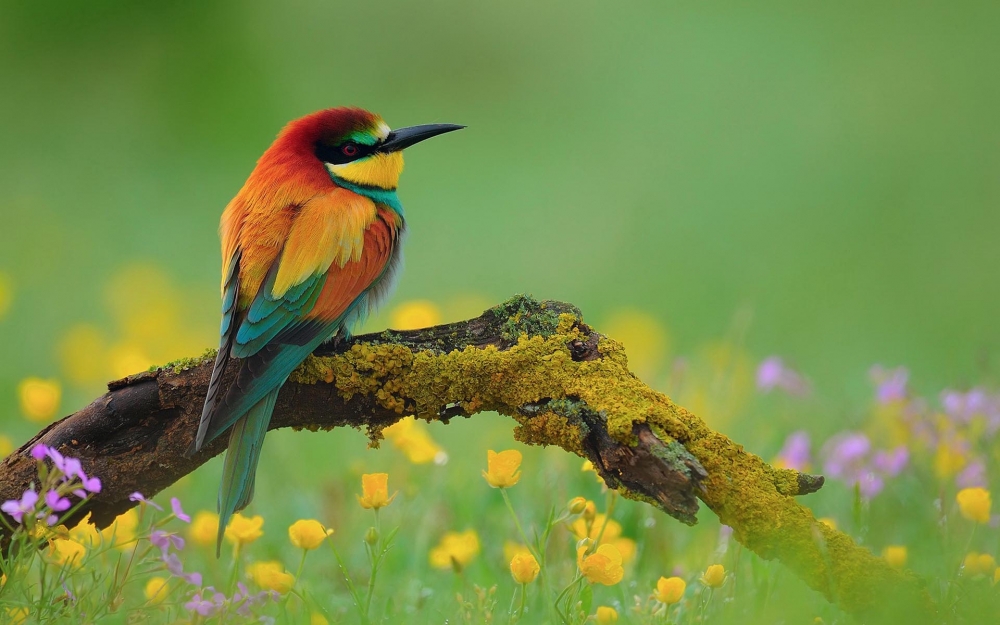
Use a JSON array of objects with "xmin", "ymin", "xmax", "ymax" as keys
[{"xmin": 0, "ymin": 296, "xmax": 932, "ymax": 621}]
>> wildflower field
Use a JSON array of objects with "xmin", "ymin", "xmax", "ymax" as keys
[
  {"xmin": 3, "ymin": 1, "xmax": 1000, "ymax": 623},
  {"xmin": 1, "ymin": 293, "xmax": 999, "ymax": 623}
]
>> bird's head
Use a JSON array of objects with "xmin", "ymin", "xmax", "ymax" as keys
[{"xmin": 277, "ymin": 107, "xmax": 463, "ymax": 192}]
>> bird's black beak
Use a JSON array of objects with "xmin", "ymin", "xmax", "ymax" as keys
[{"xmin": 379, "ymin": 123, "xmax": 464, "ymax": 153}]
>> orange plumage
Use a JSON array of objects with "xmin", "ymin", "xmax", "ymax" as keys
[{"xmin": 192, "ymin": 107, "xmax": 462, "ymax": 553}]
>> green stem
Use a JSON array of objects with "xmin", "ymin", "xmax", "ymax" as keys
[
  {"xmin": 500, "ymin": 488, "xmax": 534, "ymax": 557},
  {"xmin": 507, "ymin": 585, "xmax": 519, "ymax": 624},
  {"xmin": 228, "ymin": 543, "xmax": 241, "ymax": 596},
  {"xmin": 364, "ymin": 509, "xmax": 381, "ymax": 621},
  {"xmin": 280, "ymin": 548, "xmax": 309, "ymax": 611},
  {"xmin": 553, "ymin": 574, "xmax": 583, "ymax": 625},
  {"xmin": 517, "ymin": 582, "xmax": 527, "ymax": 621},
  {"xmin": 329, "ymin": 541, "xmax": 369, "ymax": 625}
]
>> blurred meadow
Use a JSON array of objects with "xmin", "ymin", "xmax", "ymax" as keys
[{"xmin": 1, "ymin": 1, "xmax": 999, "ymax": 623}]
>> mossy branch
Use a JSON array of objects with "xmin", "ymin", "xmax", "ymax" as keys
[{"xmin": 0, "ymin": 296, "xmax": 932, "ymax": 621}]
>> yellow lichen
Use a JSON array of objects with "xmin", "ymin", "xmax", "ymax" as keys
[{"xmin": 512, "ymin": 411, "xmax": 585, "ymax": 455}]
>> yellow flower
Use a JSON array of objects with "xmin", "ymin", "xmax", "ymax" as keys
[
  {"xmin": 390, "ymin": 300, "xmax": 441, "ymax": 330},
  {"xmin": 108, "ymin": 342, "xmax": 153, "ymax": 379},
  {"xmin": 818, "ymin": 517, "xmax": 838, "ymax": 531},
  {"xmin": 483, "ymin": 449, "xmax": 522, "ymax": 488},
  {"xmin": 248, "ymin": 560, "xmax": 295, "ymax": 594},
  {"xmin": 18, "ymin": 377, "xmax": 61, "ymax": 423},
  {"xmin": 655, "ymin": 576, "xmax": 686, "ymax": 604},
  {"xmin": 4, "ymin": 607, "xmax": 28, "ymax": 625},
  {"xmin": 570, "ymin": 514, "xmax": 622, "ymax": 543},
  {"xmin": 504, "ymin": 541, "xmax": 532, "ymax": 563},
  {"xmin": 225, "ymin": 513, "xmax": 264, "ymax": 547},
  {"xmin": 882, "ymin": 546, "xmax": 907, "ymax": 569},
  {"xmin": 189, "ymin": 511, "xmax": 220, "ymax": 547},
  {"xmin": 101, "ymin": 508, "xmax": 139, "ymax": 549},
  {"xmin": 310, "ymin": 613, "xmax": 330, "ymax": 625},
  {"xmin": 612, "ymin": 538, "xmax": 637, "ymax": 565},
  {"xmin": 595, "ymin": 606, "xmax": 619, "ymax": 623},
  {"xmin": 567, "ymin": 513, "xmax": 637, "ymax": 565},
  {"xmin": 144, "ymin": 576, "xmax": 169, "ymax": 605},
  {"xmin": 289, "ymin": 519, "xmax": 333, "ymax": 550},
  {"xmin": 357, "ymin": 473, "xmax": 396, "ymax": 510},
  {"xmin": 963, "ymin": 552, "xmax": 997, "ymax": 577},
  {"xmin": 0, "ymin": 435, "xmax": 13, "ymax": 458},
  {"xmin": 69, "ymin": 515, "xmax": 101, "ymax": 547},
  {"xmin": 583, "ymin": 500, "xmax": 597, "ymax": 521},
  {"xmin": 994, "ymin": 567, "xmax": 1000, "ymax": 585},
  {"xmin": 48, "ymin": 538, "xmax": 85, "ymax": 568},
  {"xmin": 429, "ymin": 530, "xmax": 480, "ymax": 571},
  {"xmin": 934, "ymin": 441, "xmax": 967, "ymax": 480},
  {"xmin": 581, "ymin": 459, "xmax": 604, "ymax": 484},
  {"xmin": 956, "ymin": 487, "xmax": 992, "ymax": 524},
  {"xmin": 510, "ymin": 552, "xmax": 540, "ymax": 584},
  {"xmin": 578, "ymin": 543, "xmax": 624, "ymax": 585},
  {"xmin": 568, "ymin": 497, "xmax": 587, "ymax": 514},
  {"xmin": 701, "ymin": 564, "xmax": 726, "ymax": 588},
  {"xmin": 383, "ymin": 418, "xmax": 445, "ymax": 464}
]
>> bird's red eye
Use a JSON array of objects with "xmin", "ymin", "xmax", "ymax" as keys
[{"xmin": 341, "ymin": 143, "xmax": 358, "ymax": 157}]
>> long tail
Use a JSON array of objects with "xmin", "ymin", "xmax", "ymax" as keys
[{"xmin": 215, "ymin": 386, "xmax": 281, "ymax": 556}]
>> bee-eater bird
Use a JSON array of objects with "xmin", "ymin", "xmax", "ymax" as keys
[{"xmin": 191, "ymin": 107, "xmax": 462, "ymax": 554}]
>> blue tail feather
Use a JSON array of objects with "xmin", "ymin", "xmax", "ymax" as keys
[{"xmin": 215, "ymin": 386, "xmax": 281, "ymax": 557}]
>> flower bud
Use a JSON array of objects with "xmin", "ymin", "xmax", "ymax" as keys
[
  {"xmin": 568, "ymin": 497, "xmax": 587, "ymax": 515},
  {"xmin": 365, "ymin": 527, "xmax": 379, "ymax": 546}
]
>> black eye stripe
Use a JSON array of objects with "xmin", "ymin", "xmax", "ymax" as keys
[{"xmin": 314, "ymin": 140, "xmax": 376, "ymax": 165}]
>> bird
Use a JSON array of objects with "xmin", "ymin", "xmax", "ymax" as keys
[{"xmin": 190, "ymin": 107, "xmax": 463, "ymax": 554}]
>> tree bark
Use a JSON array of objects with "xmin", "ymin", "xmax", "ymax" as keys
[{"xmin": 0, "ymin": 296, "xmax": 932, "ymax": 621}]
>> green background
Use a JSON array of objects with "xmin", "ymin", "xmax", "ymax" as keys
[
  {"xmin": 3, "ymin": 1, "xmax": 998, "ymax": 407},
  {"xmin": 1, "ymin": 1, "xmax": 998, "ymax": 620}
]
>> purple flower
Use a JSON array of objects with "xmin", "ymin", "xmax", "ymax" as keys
[
  {"xmin": 775, "ymin": 431, "xmax": 811, "ymax": 471},
  {"xmin": 129, "ymin": 492, "xmax": 163, "ymax": 510},
  {"xmin": 872, "ymin": 446, "xmax": 909, "ymax": 477},
  {"xmin": 2, "ymin": 488, "xmax": 39, "ymax": 524},
  {"xmin": 941, "ymin": 388, "xmax": 1000, "ymax": 435},
  {"xmin": 151, "ymin": 530, "xmax": 185, "ymax": 555},
  {"xmin": 161, "ymin": 542, "xmax": 202, "ymax": 586},
  {"xmin": 757, "ymin": 357, "xmax": 784, "ymax": 389},
  {"xmin": 171, "ymin": 497, "xmax": 191, "ymax": 523},
  {"xmin": 164, "ymin": 552, "xmax": 184, "ymax": 576},
  {"xmin": 232, "ymin": 582, "xmax": 250, "ymax": 602},
  {"xmin": 822, "ymin": 432, "xmax": 871, "ymax": 479},
  {"xmin": 45, "ymin": 447, "xmax": 67, "ymax": 473},
  {"xmin": 956, "ymin": 459, "xmax": 987, "ymax": 489},
  {"xmin": 717, "ymin": 525, "xmax": 734, "ymax": 549},
  {"xmin": 62, "ymin": 457, "xmax": 83, "ymax": 481},
  {"xmin": 74, "ymin": 475, "xmax": 102, "ymax": 498},
  {"xmin": 185, "ymin": 589, "xmax": 221, "ymax": 617},
  {"xmin": 858, "ymin": 471, "xmax": 885, "ymax": 499},
  {"xmin": 821, "ymin": 431, "xmax": 911, "ymax": 500},
  {"xmin": 45, "ymin": 489, "xmax": 71, "ymax": 513},
  {"xmin": 31, "ymin": 444, "xmax": 49, "ymax": 461},
  {"xmin": 870, "ymin": 365, "xmax": 908, "ymax": 404},
  {"xmin": 757, "ymin": 357, "xmax": 811, "ymax": 396}
]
